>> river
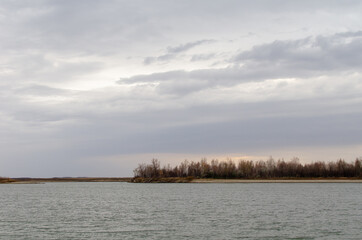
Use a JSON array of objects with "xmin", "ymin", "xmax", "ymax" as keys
[{"xmin": 0, "ymin": 182, "xmax": 361, "ymax": 239}]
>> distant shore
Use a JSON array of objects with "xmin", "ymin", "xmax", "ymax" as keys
[
  {"xmin": 1, "ymin": 177, "xmax": 362, "ymax": 184},
  {"xmin": 130, "ymin": 177, "xmax": 362, "ymax": 183},
  {"xmin": 0, "ymin": 177, "xmax": 132, "ymax": 184},
  {"xmin": 192, "ymin": 178, "xmax": 362, "ymax": 183}
]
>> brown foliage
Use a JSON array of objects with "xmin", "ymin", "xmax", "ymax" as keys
[{"xmin": 133, "ymin": 157, "xmax": 362, "ymax": 179}]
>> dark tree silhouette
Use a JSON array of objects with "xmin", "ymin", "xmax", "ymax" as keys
[{"xmin": 134, "ymin": 157, "xmax": 362, "ymax": 179}]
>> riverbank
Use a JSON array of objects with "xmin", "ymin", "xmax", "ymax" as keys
[
  {"xmin": 2, "ymin": 177, "xmax": 361, "ymax": 184},
  {"xmin": 0, "ymin": 178, "xmax": 17, "ymax": 184},
  {"xmin": 131, "ymin": 177, "xmax": 194, "ymax": 183},
  {"xmin": 192, "ymin": 178, "xmax": 362, "ymax": 183},
  {"xmin": 131, "ymin": 177, "xmax": 362, "ymax": 183},
  {"xmin": 1, "ymin": 177, "xmax": 132, "ymax": 184}
]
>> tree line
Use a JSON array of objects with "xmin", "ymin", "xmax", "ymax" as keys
[{"xmin": 133, "ymin": 157, "xmax": 362, "ymax": 179}]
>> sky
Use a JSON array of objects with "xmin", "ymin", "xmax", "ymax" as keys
[{"xmin": 1, "ymin": 0, "xmax": 362, "ymax": 177}]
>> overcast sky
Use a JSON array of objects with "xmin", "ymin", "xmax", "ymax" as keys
[{"xmin": 1, "ymin": 0, "xmax": 362, "ymax": 177}]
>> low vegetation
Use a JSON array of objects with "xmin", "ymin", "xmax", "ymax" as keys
[
  {"xmin": 133, "ymin": 157, "xmax": 362, "ymax": 179},
  {"xmin": 0, "ymin": 177, "xmax": 16, "ymax": 183},
  {"xmin": 0, "ymin": 177, "xmax": 132, "ymax": 184},
  {"xmin": 131, "ymin": 176, "xmax": 194, "ymax": 183}
]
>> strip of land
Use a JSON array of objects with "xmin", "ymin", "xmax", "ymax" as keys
[
  {"xmin": 2, "ymin": 177, "xmax": 361, "ymax": 184},
  {"xmin": 130, "ymin": 177, "xmax": 362, "ymax": 183},
  {"xmin": 1, "ymin": 177, "xmax": 132, "ymax": 184},
  {"xmin": 192, "ymin": 178, "xmax": 362, "ymax": 183}
]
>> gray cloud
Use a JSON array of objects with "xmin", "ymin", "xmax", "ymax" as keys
[
  {"xmin": 143, "ymin": 39, "xmax": 215, "ymax": 65},
  {"xmin": 2, "ymin": 1, "xmax": 362, "ymax": 177},
  {"xmin": 234, "ymin": 32, "xmax": 362, "ymax": 71},
  {"xmin": 143, "ymin": 54, "xmax": 175, "ymax": 65},
  {"xmin": 190, "ymin": 53, "xmax": 216, "ymax": 62},
  {"xmin": 167, "ymin": 40, "xmax": 215, "ymax": 54},
  {"xmin": 122, "ymin": 31, "xmax": 362, "ymax": 95}
]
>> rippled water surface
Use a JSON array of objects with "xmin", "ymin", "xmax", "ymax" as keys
[{"xmin": 0, "ymin": 182, "xmax": 361, "ymax": 239}]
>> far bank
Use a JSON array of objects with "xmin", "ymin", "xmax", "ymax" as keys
[{"xmin": 131, "ymin": 177, "xmax": 362, "ymax": 183}]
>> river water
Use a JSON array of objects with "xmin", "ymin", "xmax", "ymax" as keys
[{"xmin": 0, "ymin": 182, "xmax": 361, "ymax": 239}]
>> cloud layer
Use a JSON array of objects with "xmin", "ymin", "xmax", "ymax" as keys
[{"xmin": 1, "ymin": 1, "xmax": 362, "ymax": 177}]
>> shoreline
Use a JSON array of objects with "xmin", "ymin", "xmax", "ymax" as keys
[
  {"xmin": 2, "ymin": 177, "xmax": 362, "ymax": 184},
  {"xmin": 1, "ymin": 177, "xmax": 132, "ymax": 184},
  {"xmin": 191, "ymin": 179, "xmax": 362, "ymax": 183},
  {"xmin": 130, "ymin": 177, "xmax": 362, "ymax": 183}
]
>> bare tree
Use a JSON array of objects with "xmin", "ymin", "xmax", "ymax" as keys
[{"xmin": 133, "ymin": 158, "xmax": 362, "ymax": 179}]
